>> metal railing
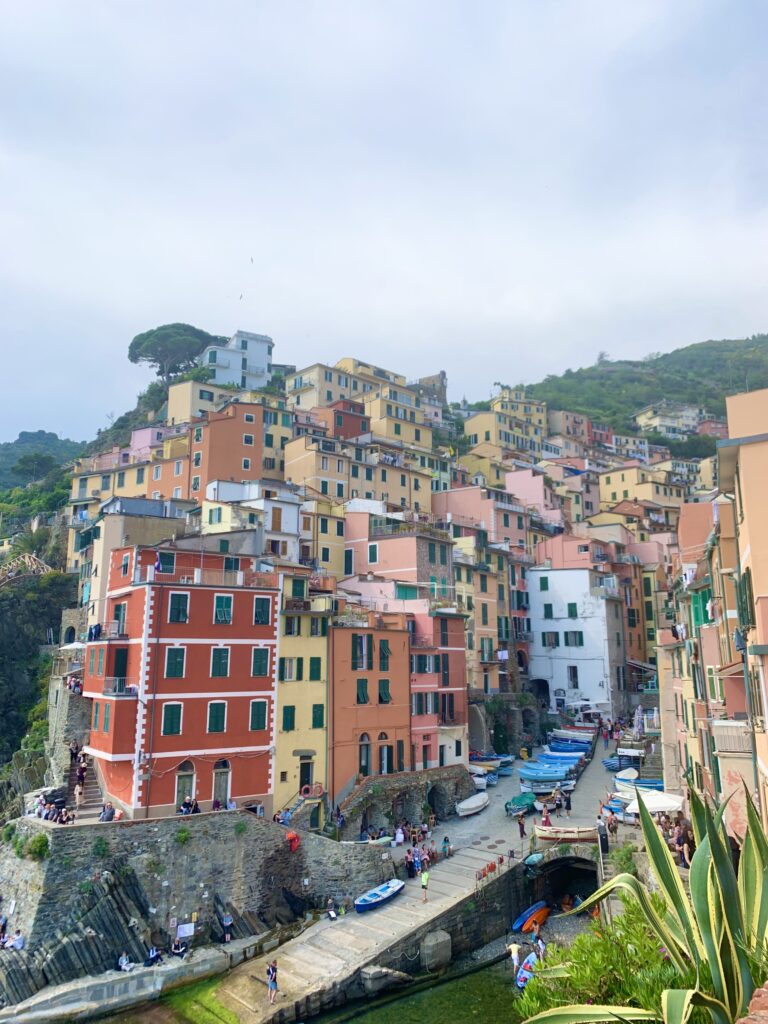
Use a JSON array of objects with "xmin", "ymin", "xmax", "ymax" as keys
[{"xmin": 103, "ymin": 677, "xmax": 138, "ymax": 697}]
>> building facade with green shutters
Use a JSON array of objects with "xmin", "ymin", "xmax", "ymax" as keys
[{"xmin": 273, "ymin": 571, "xmax": 333, "ymax": 825}]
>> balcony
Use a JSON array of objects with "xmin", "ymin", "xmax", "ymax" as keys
[
  {"xmin": 103, "ymin": 678, "xmax": 138, "ymax": 697},
  {"xmin": 438, "ymin": 713, "xmax": 467, "ymax": 727},
  {"xmin": 591, "ymin": 585, "xmax": 620, "ymax": 600},
  {"xmin": 284, "ymin": 599, "xmax": 311, "ymax": 612},
  {"xmin": 711, "ymin": 720, "xmax": 752, "ymax": 754},
  {"xmin": 410, "ymin": 634, "xmax": 437, "ymax": 649}
]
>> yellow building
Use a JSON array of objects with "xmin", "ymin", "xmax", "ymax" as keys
[
  {"xmin": 299, "ymin": 498, "xmax": 347, "ymax": 576},
  {"xmin": 284, "ymin": 435, "xmax": 431, "ymax": 513},
  {"xmin": 274, "ymin": 572, "xmax": 333, "ymax": 825},
  {"xmin": 464, "ymin": 410, "xmax": 542, "ymax": 459},
  {"xmin": 166, "ymin": 380, "xmax": 244, "ymax": 425},
  {"xmin": 492, "ymin": 387, "xmax": 548, "ymax": 434},
  {"xmin": 454, "ymin": 535, "xmax": 500, "ymax": 694},
  {"xmin": 363, "ymin": 388, "xmax": 433, "ymax": 451},
  {"xmin": 285, "ymin": 358, "xmax": 406, "ymax": 411},
  {"xmin": 598, "ymin": 465, "xmax": 685, "ymax": 525}
]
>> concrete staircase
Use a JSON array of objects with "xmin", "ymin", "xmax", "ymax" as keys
[
  {"xmin": 640, "ymin": 746, "xmax": 663, "ymax": 780},
  {"xmin": 67, "ymin": 763, "xmax": 104, "ymax": 823}
]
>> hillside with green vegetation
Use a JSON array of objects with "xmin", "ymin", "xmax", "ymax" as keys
[
  {"xmin": 0, "ymin": 431, "xmax": 83, "ymax": 490},
  {"xmin": 524, "ymin": 334, "xmax": 768, "ymax": 435}
]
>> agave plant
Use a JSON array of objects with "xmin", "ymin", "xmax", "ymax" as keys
[{"xmin": 524, "ymin": 787, "xmax": 768, "ymax": 1024}]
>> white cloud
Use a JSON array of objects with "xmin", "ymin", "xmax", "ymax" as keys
[{"xmin": 0, "ymin": 0, "xmax": 766, "ymax": 439}]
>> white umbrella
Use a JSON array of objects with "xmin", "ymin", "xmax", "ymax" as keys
[
  {"xmin": 59, "ymin": 642, "xmax": 85, "ymax": 651},
  {"xmin": 625, "ymin": 791, "xmax": 685, "ymax": 815}
]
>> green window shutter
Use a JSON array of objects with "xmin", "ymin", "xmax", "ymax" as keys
[
  {"xmin": 568, "ymin": 602, "xmax": 577, "ymax": 618},
  {"xmin": 578, "ymin": 631, "xmax": 584, "ymax": 646},
  {"xmin": 312, "ymin": 704, "xmax": 324, "ymax": 728},
  {"xmin": 351, "ymin": 633, "xmax": 360, "ymax": 670},
  {"xmin": 564, "ymin": 633, "xmax": 570, "ymax": 647},
  {"xmin": 208, "ymin": 702, "xmax": 226, "ymax": 733},
  {"xmin": 295, "ymin": 657, "xmax": 304, "ymax": 680},
  {"xmin": 367, "ymin": 636, "xmax": 373, "ymax": 670},
  {"xmin": 250, "ymin": 701, "xmax": 267, "ymax": 731},
  {"xmin": 379, "ymin": 638, "xmax": 390, "ymax": 670},
  {"xmin": 434, "ymin": 654, "xmax": 441, "ymax": 672},
  {"xmin": 254, "ymin": 597, "xmax": 271, "ymax": 625},
  {"xmin": 291, "ymin": 578, "xmax": 306, "ymax": 598},
  {"xmin": 282, "ymin": 705, "xmax": 295, "ymax": 731},
  {"xmin": 309, "ymin": 657, "xmax": 322, "ymax": 680},
  {"xmin": 428, "ymin": 542, "xmax": 436, "ymax": 563},
  {"xmin": 252, "ymin": 648, "xmax": 269, "ymax": 676},
  {"xmin": 544, "ymin": 603, "xmax": 553, "ymax": 619},
  {"xmin": 169, "ymin": 593, "xmax": 188, "ymax": 622},
  {"xmin": 356, "ymin": 678, "xmax": 369, "ymax": 704},
  {"xmin": 278, "ymin": 657, "xmax": 285, "ymax": 682},
  {"xmin": 378, "ymin": 679, "xmax": 391, "ymax": 704},
  {"xmin": 321, "ymin": 617, "xmax": 328, "ymax": 636},
  {"xmin": 166, "ymin": 648, "xmax": 185, "ymax": 678},
  {"xmin": 397, "ymin": 740, "xmax": 405, "ymax": 772},
  {"xmin": 93, "ymin": 701, "xmax": 100, "ymax": 731},
  {"xmin": 211, "ymin": 648, "xmax": 229, "ymax": 677},
  {"xmin": 540, "ymin": 576, "xmax": 549, "ymax": 591},
  {"xmin": 162, "ymin": 703, "xmax": 181, "ymax": 736}
]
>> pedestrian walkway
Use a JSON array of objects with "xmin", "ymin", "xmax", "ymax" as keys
[{"xmin": 217, "ymin": 749, "xmax": 616, "ymax": 1023}]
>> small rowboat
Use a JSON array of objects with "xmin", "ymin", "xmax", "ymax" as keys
[
  {"xmin": 511, "ymin": 899, "xmax": 547, "ymax": 932},
  {"xmin": 520, "ymin": 778, "xmax": 576, "ymax": 794},
  {"xmin": 456, "ymin": 792, "xmax": 490, "ymax": 817},
  {"xmin": 485, "ymin": 772, "xmax": 499, "ymax": 786},
  {"xmin": 506, "ymin": 792, "xmax": 537, "ymax": 815},
  {"xmin": 534, "ymin": 824, "xmax": 598, "ymax": 843},
  {"xmin": 522, "ymin": 905, "xmax": 551, "ymax": 932},
  {"xmin": 471, "ymin": 775, "xmax": 488, "ymax": 792},
  {"xmin": 497, "ymin": 764, "xmax": 515, "ymax": 777},
  {"xmin": 354, "ymin": 878, "xmax": 405, "ymax": 913}
]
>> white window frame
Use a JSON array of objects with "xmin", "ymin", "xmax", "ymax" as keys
[
  {"xmin": 243, "ymin": 434, "xmax": 254, "ymax": 446},
  {"xmin": 249, "ymin": 698, "xmax": 268, "ymax": 731},
  {"xmin": 172, "ymin": 487, "xmax": 182, "ymax": 499},
  {"xmin": 153, "ymin": 465, "xmax": 162, "ymax": 481},
  {"xmin": 244, "ymin": 413, "xmax": 255, "ymax": 423},
  {"xmin": 207, "ymin": 700, "xmax": 228, "ymax": 734},
  {"xmin": 161, "ymin": 701, "xmax": 184, "ymax": 736},
  {"xmin": 210, "ymin": 645, "xmax": 231, "ymax": 678},
  {"xmin": 213, "ymin": 593, "xmax": 233, "ymax": 624},
  {"xmin": 174, "ymin": 460, "xmax": 182, "ymax": 477},
  {"xmin": 192, "ymin": 476, "xmax": 201, "ymax": 492},
  {"xmin": 164, "ymin": 646, "xmax": 186, "ymax": 678},
  {"xmin": 243, "ymin": 458, "xmax": 251, "ymax": 470},
  {"xmin": 193, "ymin": 452, "xmax": 202, "ymax": 467},
  {"xmin": 282, "ymin": 657, "xmax": 296, "ymax": 681}
]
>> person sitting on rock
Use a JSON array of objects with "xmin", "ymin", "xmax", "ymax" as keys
[
  {"xmin": 170, "ymin": 938, "xmax": 187, "ymax": 958},
  {"xmin": 117, "ymin": 951, "xmax": 134, "ymax": 972}
]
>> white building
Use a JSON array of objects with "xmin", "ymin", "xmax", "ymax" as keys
[
  {"xmin": 199, "ymin": 330, "xmax": 273, "ymax": 390},
  {"xmin": 205, "ymin": 479, "xmax": 301, "ymax": 562},
  {"xmin": 528, "ymin": 567, "xmax": 627, "ymax": 719}
]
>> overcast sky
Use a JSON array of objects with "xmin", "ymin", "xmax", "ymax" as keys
[{"xmin": 1, "ymin": 1, "xmax": 767, "ymax": 442}]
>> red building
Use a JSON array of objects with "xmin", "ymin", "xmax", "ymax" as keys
[
  {"xmin": 312, "ymin": 399, "xmax": 370, "ymax": 440},
  {"xmin": 82, "ymin": 545, "xmax": 279, "ymax": 817},
  {"xmin": 697, "ymin": 418, "xmax": 729, "ymax": 440},
  {"xmin": 327, "ymin": 608, "xmax": 412, "ymax": 805},
  {"xmin": 588, "ymin": 422, "xmax": 614, "ymax": 448},
  {"xmin": 409, "ymin": 610, "xmax": 468, "ymax": 770}
]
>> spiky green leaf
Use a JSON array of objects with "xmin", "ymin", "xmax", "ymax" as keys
[
  {"xmin": 524, "ymin": 1005, "xmax": 659, "ymax": 1024},
  {"xmin": 662, "ymin": 989, "xmax": 730, "ymax": 1024}
]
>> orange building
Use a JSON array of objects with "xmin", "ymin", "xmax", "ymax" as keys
[
  {"xmin": 327, "ymin": 608, "xmax": 412, "ymax": 804},
  {"xmin": 82, "ymin": 544, "xmax": 279, "ymax": 818},
  {"xmin": 311, "ymin": 399, "xmax": 370, "ymax": 440}
]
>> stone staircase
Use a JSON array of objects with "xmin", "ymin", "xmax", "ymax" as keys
[
  {"xmin": 639, "ymin": 746, "xmax": 663, "ymax": 780},
  {"xmin": 67, "ymin": 763, "xmax": 104, "ymax": 823}
]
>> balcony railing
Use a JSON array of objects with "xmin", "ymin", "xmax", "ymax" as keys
[
  {"xmin": 591, "ymin": 585, "xmax": 620, "ymax": 600},
  {"xmin": 132, "ymin": 566, "xmax": 278, "ymax": 590},
  {"xmin": 711, "ymin": 721, "xmax": 752, "ymax": 754},
  {"xmin": 103, "ymin": 677, "xmax": 138, "ymax": 697}
]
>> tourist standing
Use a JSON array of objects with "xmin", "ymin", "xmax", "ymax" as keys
[
  {"xmin": 517, "ymin": 812, "xmax": 527, "ymax": 838},
  {"xmin": 421, "ymin": 866, "xmax": 430, "ymax": 903},
  {"xmin": 266, "ymin": 960, "xmax": 278, "ymax": 1005},
  {"xmin": 508, "ymin": 940, "xmax": 521, "ymax": 974},
  {"xmin": 564, "ymin": 792, "xmax": 572, "ymax": 818},
  {"xmin": 74, "ymin": 783, "xmax": 84, "ymax": 810}
]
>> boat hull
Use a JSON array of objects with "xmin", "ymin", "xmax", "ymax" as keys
[
  {"xmin": 534, "ymin": 825, "xmax": 598, "ymax": 843},
  {"xmin": 354, "ymin": 878, "xmax": 405, "ymax": 913},
  {"xmin": 511, "ymin": 899, "xmax": 547, "ymax": 932},
  {"xmin": 456, "ymin": 792, "xmax": 490, "ymax": 817}
]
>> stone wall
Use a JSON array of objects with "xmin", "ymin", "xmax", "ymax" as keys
[
  {"xmin": 338, "ymin": 765, "xmax": 475, "ymax": 838},
  {"xmin": 45, "ymin": 678, "xmax": 92, "ymax": 789},
  {"xmin": 0, "ymin": 810, "xmax": 391, "ymax": 1007}
]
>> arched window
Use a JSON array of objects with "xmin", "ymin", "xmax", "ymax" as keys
[
  {"xmin": 63, "ymin": 626, "xmax": 76, "ymax": 645},
  {"xmin": 213, "ymin": 759, "xmax": 231, "ymax": 806},
  {"xmin": 175, "ymin": 760, "xmax": 195, "ymax": 806},
  {"xmin": 359, "ymin": 733, "xmax": 371, "ymax": 777},
  {"xmin": 516, "ymin": 650, "xmax": 528, "ymax": 671}
]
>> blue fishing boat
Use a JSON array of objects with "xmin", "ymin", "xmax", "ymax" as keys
[
  {"xmin": 519, "ymin": 766, "xmax": 569, "ymax": 782},
  {"xmin": 497, "ymin": 764, "xmax": 515, "ymax": 777},
  {"xmin": 549, "ymin": 741, "xmax": 590, "ymax": 753},
  {"xmin": 485, "ymin": 772, "xmax": 499, "ymax": 786},
  {"xmin": 511, "ymin": 899, "xmax": 546, "ymax": 932},
  {"xmin": 354, "ymin": 878, "xmax": 405, "ymax": 913}
]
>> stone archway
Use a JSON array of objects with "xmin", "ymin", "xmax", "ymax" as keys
[
  {"xmin": 426, "ymin": 782, "xmax": 454, "ymax": 821},
  {"xmin": 63, "ymin": 626, "xmax": 76, "ymax": 645}
]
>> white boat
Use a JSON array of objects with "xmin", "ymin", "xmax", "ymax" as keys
[
  {"xmin": 472, "ymin": 774, "xmax": 488, "ymax": 791},
  {"xmin": 615, "ymin": 767, "xmax": 639, "ymax": 782},
  {"xmin": 535, "ymin": 824, "xmax": 598, "ymax": 843},
  {"xmin": 469, "ymin": 762, "xmax": 496, "ymax": 775},
  {"xmin": 456, "ymin": 792, "xmax": 490, "ymax": 817},
  {"xmin": 550, "ymin": 729, "xmax": 593, "ymax": 743},
  {"xmin": 520, "ymin": 778, "xmax": 576, "ymax": 794}
]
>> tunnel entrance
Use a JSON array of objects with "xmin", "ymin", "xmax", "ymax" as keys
[{"xmin": 531, "ymin": 856, "xmax": 598, "ymax": 908}]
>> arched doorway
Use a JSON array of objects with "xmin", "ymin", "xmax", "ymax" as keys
[
  {"xmin": 175, "ymin": 759, "xmax": 195, "ymax": 807},
  {"xmin": 213, "ymin": 759, "xmax": 231, "ymax": 806},
  {"xmin": 516, "ymin": 649, "xmax": 528, "ymax": 672},
  {"xmin": 63, "ymin": 626, "xmax": 76, "ymax": 645},
  {"xmin": 359, "ymin": 733, "xmax": 371, "ymax": 777}
]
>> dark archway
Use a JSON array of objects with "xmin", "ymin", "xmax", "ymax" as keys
[
  {"xmin": 63, "ymin": 626, "xmax": 76, "ymax": 645},
  {"xmin": 426, "ymin": 782, "xmax": 453, "ymax": 821},
  {"xmin": 532, "ymin": 856, "xmax": 598, "ymax": 907},
  {"xmin": 516, "ymin": 649, "xmax": 528, "ymax": 672},
  {"xmin": 529, "ymin": 677, "xmax": 550, "ymax": 708}
]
